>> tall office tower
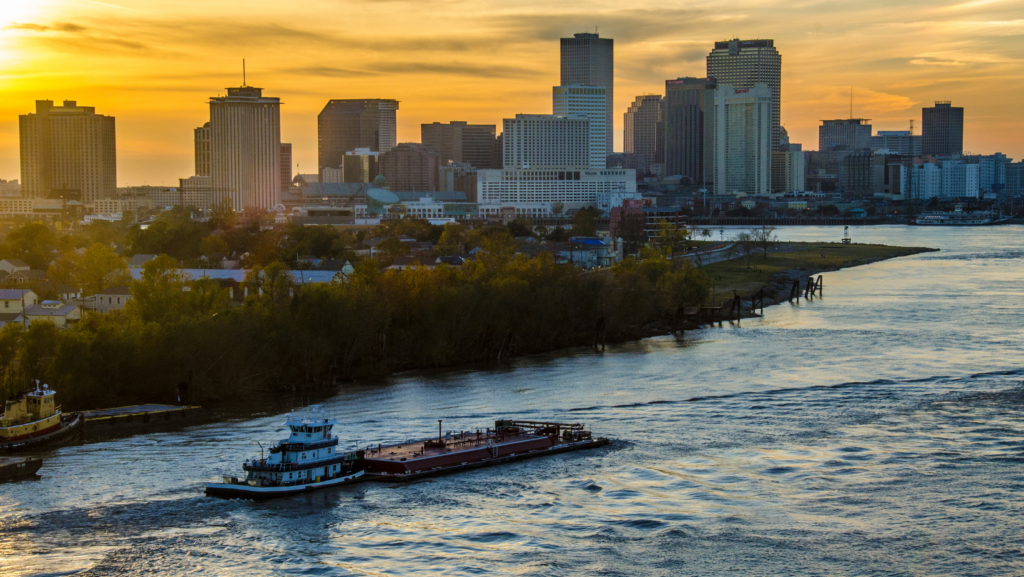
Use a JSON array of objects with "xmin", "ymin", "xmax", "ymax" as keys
[
  {"xmin": 337, "ymin": 148, "xmax": 379, "ymax": 183},
  {"xmin": 771, "ymin": 150, "xmax": 805, "ymax": 192},
  {"xmin": 194, "ymin": 122, "xmax": 211, "ymax": 176},
  {"xmin": 502, "ymin": 114, "xmax": 590, "ymax": 169},
  {"xmin": 624, "ymin": 95, "xmax": 661, "ymax": 174},
  {"xmin": 707, "ymin": 39, "xmax": 782, "ymax": 151},
  {"xmin": 280, "ymin": 143, "xmax": 292, "ymax": 192},
  {"xmin": 713, "ymin": 84, "xmax": 772, "ymax": 195},
  {"xmin": 421, "ymin": 121, "xmax": 498, "ymax": 168},
  {"xmin": 870, "ymin": 131, "xmax": 922, "ymax": 156},
  {"xmin": 379, "ymin": 143, "xmax": 440, "ymax": 192},
  {"xmin": 209, "ymin": 86, "xmax": 281, "ymax": 210},
  {"xmin": 662, "ymin": 78, "xmax": 717, "ymax": 185},
  {"xmin": 19, "ymin": 100, "xmax": 116, "ymax": 201},
  {"xmin": 318, "ymin": 99, "xmax": 399, "ymax": 177},
  {"xmin": 819, "ymin": 119, "xmax": 872, "ymax": 151},
  {"xmin": 561, "ymin": 33, "xmax": 613, "ymax": 154},
  {"xmin": 922, "ymin": 101, "xmax": 964, "ymax": 157},
  {"xmin": 553, "ymin": 85, "xmax": 607, "ymax": 168}
]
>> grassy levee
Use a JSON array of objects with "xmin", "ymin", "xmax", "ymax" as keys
[{"xmin": 702, "ymin": 242, "xmax": 935, "ymax": 308}]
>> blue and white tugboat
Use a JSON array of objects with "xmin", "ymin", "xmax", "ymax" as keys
[{"xmin": 205, "ymin": 406, "xmax": 364, "ymax": 499}]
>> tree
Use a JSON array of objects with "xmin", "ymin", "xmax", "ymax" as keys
[
  {"xmin": 750, "ymin": 225, "xmax": 777, "ymax": 259},
  {"xmin": 735, "ymin": 232, "xmax": 756, "ymax": 269},
  {"xmin": 572, "ymin": 207, "xmax": 600, "ymax": 237},
  {"xmin": 547, "ymin": 227, "xmax": 568, "ymax": 242},
  {"xmin": 199, "ymin": 235, "xmax": 229, "ymax": 260},
  {"xmin": 127, "ymin": 254, "xmax": 190, "ymax": 322},
  {"xmin": 618, "ymin": 212, "xmax": 647, "ymax": 255},
  {"xmin": 551, "ymin": 202, "xmax": 565, "ymax": 216},
  {"xmin": 378, "ymin": 237, "xmax": 411, "ymax": 264},
  {"xmin": 652, "ymin": 221, "xmax": 689, "ymax": 259},
  {"xmin": 436, "ymin": 223, "xmax": 465, "ymax": 256},
  {"xmin": 76, "ymin": 243, "xmax": 131, "ymax": 295},
  {"xmin": 47, "ymin": 251, "xmax": 80, "ymax": 290},
  {"xmin": 244, "ymin": 262, "xmax": 292, "ymax": 308}
]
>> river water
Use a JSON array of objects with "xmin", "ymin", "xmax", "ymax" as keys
[{"xmin": 2, "ymin": 226, "xmax": 1023, "ymax": 576}]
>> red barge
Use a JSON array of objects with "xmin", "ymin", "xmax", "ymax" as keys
[{"xmin": 362, "ymin": 419, "xmax": 609, "ymax": 481}]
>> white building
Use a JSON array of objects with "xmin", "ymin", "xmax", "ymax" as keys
[
  {"xmin": 477, "ymin": 168, "xmax": 635, "ymax": 214},
  {"xmin": 596, "ymin": 190, "xmax": 642, "ymax": 215},
  {"xmin": 940, "ymin": 161, "xmax": 980, "ymax": 198},
  {"xmin": 553, "ymin": 85, "xmax": 607, "ymax": 168},
  {"xmin": 713, "ymin": 84, "xmax": 772, "ymax": 196},
  {"xmin": 560, "ymin": 33, "xmax": 614, "ymax": 155},
  {"xmin": 209, "ymin": 86, "xmax": 282, "ymax": 211},
  {"xmin": 910, "ymin": 163, "xmax": 942, "ymax": 199},
  {"xmin": 502, "ymin": 115, "xmax": 590, "ymax": 170}
]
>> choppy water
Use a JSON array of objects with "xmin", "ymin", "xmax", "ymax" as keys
[{"xmin": 2, "ymin": 225, "xmax": 1023, "ymax": 576}]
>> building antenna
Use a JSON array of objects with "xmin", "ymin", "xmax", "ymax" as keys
[
  {"xmin": 849, "ymin": 86, "xmax": 853, "ymax": 119},
  {"xmin": 243, "ymin": 58, "xmax": 246, "ymax": 86},
  {"xmin": 909, "ymin": 119, "xmax": 914, "ymax": 135}
]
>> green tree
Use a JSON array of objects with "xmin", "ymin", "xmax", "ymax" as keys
[
  {"xmin": 47, "ymin": 251, "xmax": 81, "ymax": 290},
  {"xmin": 76, "ymin": 243, "xmax": 131, "ymax": 295},
  {"xmin": 436, "ymin": 223, "xmax": 465, "ymax": 256},
  {"xmin": 617, "ymin": 212, "xmax": 647, "ymax": 255},
  {"xmin": 652, "ymin": 221, "xmax": 689, "ymax": 258},
  {"xmin": 572, "ymin": 207, "xmax": 600, "ymax": 237},
  {"xmin": 127, "ymin": 254, "xmax": 189, "ymax": 322}
]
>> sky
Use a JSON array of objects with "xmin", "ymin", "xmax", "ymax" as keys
[{"xmin": 1, "ymin": 0, "xmax": 1022, "ymax": 186}]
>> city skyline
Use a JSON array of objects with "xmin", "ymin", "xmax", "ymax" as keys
[{"xmin": 1, "ymin": 0, "xmax": 1022, "ymax": 186}]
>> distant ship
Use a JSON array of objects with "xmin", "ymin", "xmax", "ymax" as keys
[
  {"xmin": 912, "ymin": 206, "xmax": 1010, "ymax": 226},
  {"xmin": 205, "ymin": 406, "xmax": 364, "ymax": 499},
  {"xmin": 1, "ymin": 381, "xmax": 83, "ymax": 453}
]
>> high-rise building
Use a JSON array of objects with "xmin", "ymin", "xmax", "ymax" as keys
[
  {"xmin": 553, "ymin": 85, "xmax": 607, "ymax": 168},
  {"xmin": 421, "ymin": 121, "xmax": 497, "ymax": 169},
  {"xmin": 280, "ymin": 143, "xmax": 292, "ymax": 193},
  {"xmin": 502, "ymin": 114, "xmax": 590, "ymax": 169},
  {"xmin": 194, "ymin": 122, "xmax": 211, "ymax": 176},
  {"xmin": 623, "ymin": 95, "xmax": 661, "ymax": 174},
  {"xmin": 772, "ymin": 150, "xmax": 805, "ymax": 192},
  {"xmin": 922, "ymin": 101, "xmax": 964, "ymax": 157},
  {"xmin": 318, "ymin": 99, "xmax": 399, "ymax": 177},
  {"xmin": 713, "ymin": 84, "xmax": 772, "ymax": 196},
  {"xmin": 819, "ymin": 119, "xmax": 872, "ymax": 151},
  {"xmin": 870, "ymin": 130, "xmax": 922, "ymax": 156},
  {"xmin": 477, "ymin": 167, "xmax": 635, "ymax": 214},
  {"xmin": 707, "ymin": 39, "xmax": 782, "ymax": 151},
  {"xmin": 976, "ymin": 153, "xmax": 1010, "ymax": 193},
  {"xmin": 561, "ymin": 33, "xmax": 613, "ymax": 154},
  {"xmin": 662, "ymin": 78, "xmax": 716, "ymax": 185},
  {"xmin": 379, "ymin": 143, "xmax": 439, "ymax": 192},
  {"xmin": 440, "ymin": 162, "xmax": 479, "ymax": 203},
  {"xmin": 209, "ymin": 86, "xmax": 282, "ymax": 210},
  {"xmin": 19, "ymin": 100, "xmax": 116, "ymax": 201},
  {"xmin": 178, "ymin": 175, "xmax": 214, "ymax": 210},
  {"xmin": 331, "ymin": 148, "xmax": 379, "ymax": 183},
  {"xmin": 940, "ymin": 160, "xmax": 979, "ymax": 198}
]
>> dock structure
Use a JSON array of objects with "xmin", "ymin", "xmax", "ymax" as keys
[{"xmin": 81, "ymin": 404, "xmax": 201, "ymax": 427}]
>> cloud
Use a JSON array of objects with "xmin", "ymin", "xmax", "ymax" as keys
[
  {"xmin": 910, "ymin": 57, "xmax": 966, "ymax": 67},
  {"xmin": 5, "ymin": 22, "xmax": 87, "ymax": 33},
  {"xmin": 287, "ymin": 61, "xmax": 539, "ymax": 80}
]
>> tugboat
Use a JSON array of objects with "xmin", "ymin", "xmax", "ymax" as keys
[
  {"xmin": 205, "ymin": 406, "xmax": 364, "ymax": 500},
  {"xmin": 1, "ymin": 381, "xmax": 83, "ymax": 453},
  {"xmin": 0, "ymin": 456, "xmax": 43, "ymax": 481}
]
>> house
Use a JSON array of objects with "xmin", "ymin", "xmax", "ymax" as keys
[
  {"xmin": 5, "ymin": 269, "xmax": 47, "ymax": 285},
  {"xmin": 0, "ymin": 312, "xmax": 24, "ymax": 328},
  {"xmin": 0, "ymin": 288, "xmax": 38, "ymax": 313},
  {"xmin": 85, "ymin": 286, "xmax": 132, "ymax": 314},
  {"xmin": 387, "ymin": 255, "xmax": 433, "ymax": 271},
  {"xmin": 0, "ymin": 259, "xmax": 30, "ymax": 275},
  {"xmin": 128, "ymin": 254, "xmax": 158, "ymax": 268},
  {"xmin": 55, "ymin": 285, "xmax": 82, "ymax": 301},
  {"xmin": 23, "ymin": 301, "xmax": 81, "ymax": 328}
]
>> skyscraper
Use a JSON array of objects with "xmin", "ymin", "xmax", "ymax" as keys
[
  {"xmin": 707, "ymin": 39, "xmax": 782, "ymax": 151},
  {"xmin": 561, "ymin": 33, "xmax": 613, "ymax": 154},
  {"xmin": 870, "ymin": 131, "xmax": 922, "ymax": 156},
  {"xmin": 553, "ymin": 85, "xmax": 607, "ymax": 168},
  {"xmin": 662, "ymin": 78, "xmax": 717, "ymax": 185},
  {"xmin": 209, "ymin": 86, "xmax": 281, "ymax": 210},
  {"xmin": 19, "ymin": 100, "xmax": 116, "ymax": 201},
  {"xmin": 194, "ymin": 122, "xmax": 211, "ymax": 176},
  {"xmin": 819, "ymin": 119, "xmax": 872, "ymax": 151},
  {"xmin": 318, "ymin": 99, "xmax": 399, "ymax": 178},
  {"xmin": 922, "ymin": 101, "xmax": 964, "ymax": 157},
  {"xmin": 713, "ymin": 84, "xmax": 772, "ymax": 195},
  {"xmin": 280, "ymin": 143, "xmax": 292, "ymax": 192},
  {"xmin": 624, "ymin": 94, "xmax": 661, "ymax": 174},
  {"xmin": 421, "ymin": 121, "xmax": 497, "ymax": 169},
  {"xmin": 378, "ymin": 143, "xmax": 439, "ymax": 192}
]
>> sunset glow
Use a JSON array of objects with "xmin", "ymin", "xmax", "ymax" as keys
[{"xmin": 1, "ymin": 0, "xmax": 1022, "ymax": 185}]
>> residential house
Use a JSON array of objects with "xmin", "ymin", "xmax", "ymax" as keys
[
  {"xmin": 0, "ymin": 288, "xmax": 38, "ymax": 313},
  {"xmin": 85, "ymin": 286, "xmax": 133, "ymax": 314},
  {"xmin": 24, "ymin": 301, "xmax": 81, "ymax": 328},
  {"xmin": 5, "ymin": 269, "xmax": 48, "ymax": 285},
  {"xmin": 0, "ymin": 259, "xmax": 30, "ymax": 275},
  {"xmin": 0, "ymin": 312, "xmax": 24, "ymax": 328},
  {"xmin": 128, "ymin": 254, "xmax": 158, "ymax": 268}
]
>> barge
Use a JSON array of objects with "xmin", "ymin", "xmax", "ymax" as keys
[
  {"xmin": 361, "ymin": 419, "xmax": 609, "ymax": 482},
  {"xmin": 0, "ymin": 456, "xmax": 42, "ymax": 481},
  {"xmin": 1, "ymin": 382, "xmax": 83, "ymax": 453},
  {"xmin": 82, "ymin": 404, "xmax": 201, "ymax": 429}
]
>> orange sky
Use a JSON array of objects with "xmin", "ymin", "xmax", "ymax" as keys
[{"xmin": 1, "ymin": 0, "xmax": 1022, "ymax": 186}]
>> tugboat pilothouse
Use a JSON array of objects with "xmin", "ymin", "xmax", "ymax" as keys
[
  {"xmin": 206, "ymin": 406, "xmax": 364, "ymax": 499},
  {"xmin": 1, "ymin": 381, "xmax": 83, "ymax": 453}
]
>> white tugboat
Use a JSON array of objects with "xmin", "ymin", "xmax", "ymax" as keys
[{"xmin": 205, "ymin": 406, "xmax": 364, "ymax": 499}]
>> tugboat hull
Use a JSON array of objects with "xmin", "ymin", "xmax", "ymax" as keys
[
  {"xmin": 205, "ymin": 470, "xmax": 364, "ymax": 500},
  {"xmin": 0, "ymin": 456, "xmax": 43, "ymax": 480},
  {"xmin": 0, "ymin": 413, "xmax": 83, "ymax": 454}
]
